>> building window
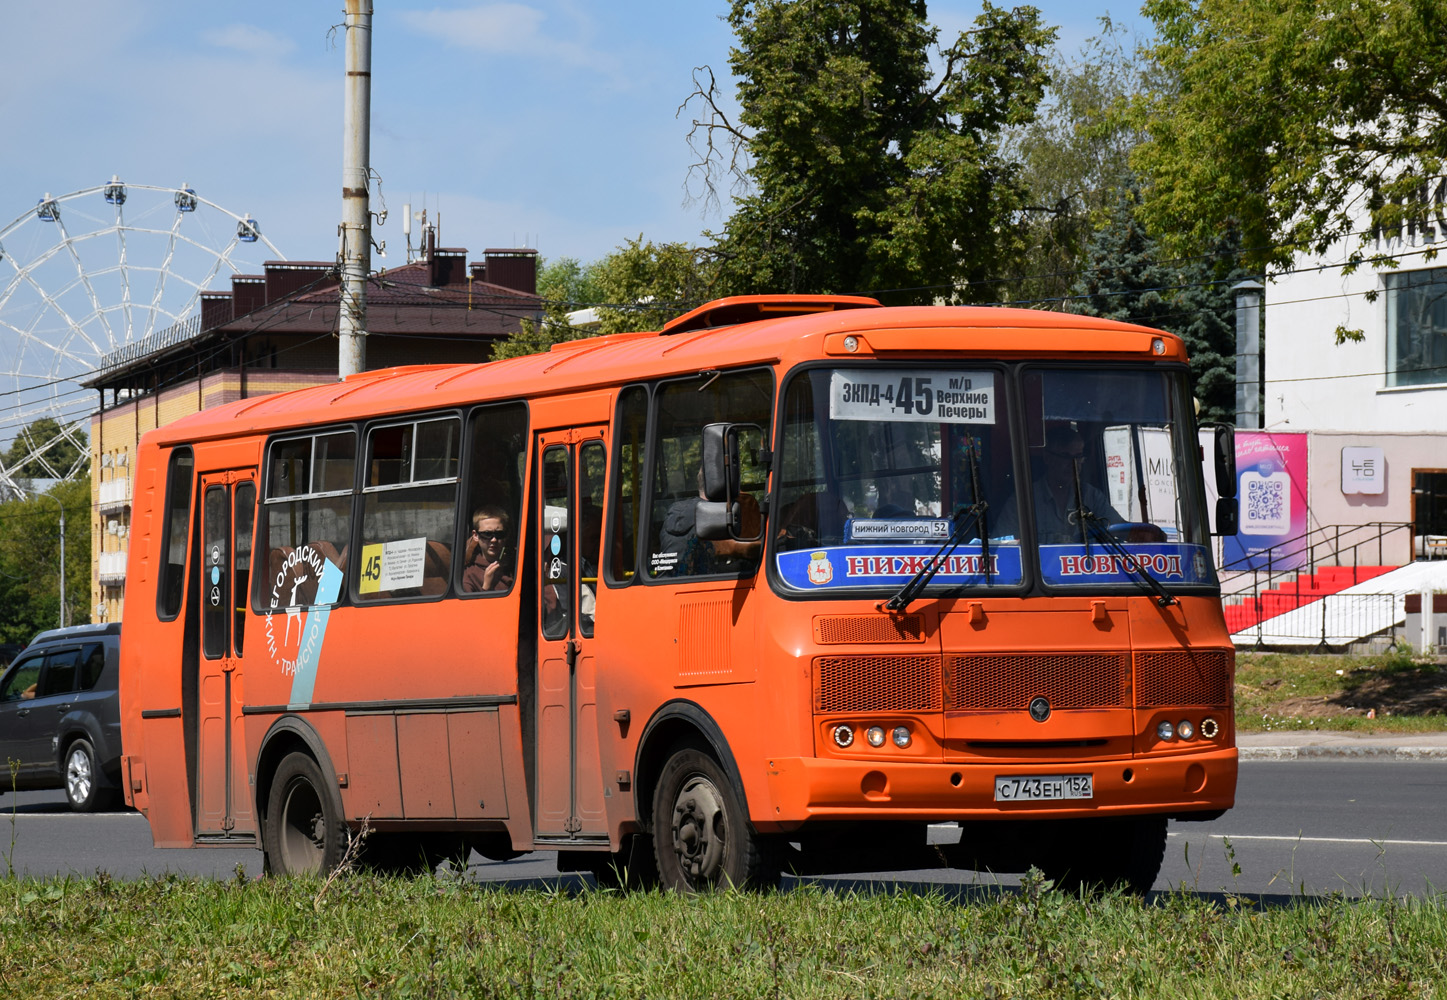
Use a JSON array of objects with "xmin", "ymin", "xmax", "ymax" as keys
[{"xmin": 1387, "ymin": 267, "xmax": 1447, "ymax": 387}]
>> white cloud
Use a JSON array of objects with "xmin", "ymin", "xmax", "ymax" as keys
[
  {"xmin": 200, "ymin": 23, "xmax": 297, "ymax": 60},
  {"xmin": 399, "ymin": 4, "xmax": 619, "ymax": 77}
]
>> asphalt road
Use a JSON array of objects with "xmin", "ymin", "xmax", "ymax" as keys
[{"xmin": 3, "ymin": 759, "xmax": 1443, "ymax": 898}]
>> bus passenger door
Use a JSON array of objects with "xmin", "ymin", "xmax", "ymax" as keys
[
  {"xmin": 196, "ymin": 470, "xmax": 257, "ymax": 840},
  {"xmin": 533, "ymin": 428, "xmax": 609, "ymax": 842}
]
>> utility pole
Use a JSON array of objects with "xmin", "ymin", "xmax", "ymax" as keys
[
  {"xmin": 338, "ymin": 0, "xmax": 373, "ymax": 378},
  {"xmin": 36, "ymin": 491, "xmax": 66, "ymax": 628},
  {"xmin": 1233, "ymin": 280, "xmax": 1265, "ymax": 429}
]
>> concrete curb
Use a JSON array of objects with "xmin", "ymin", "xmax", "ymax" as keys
[{"xmin": 1240, "ymin": 746, "xmax": 1447, "ymax": 761}]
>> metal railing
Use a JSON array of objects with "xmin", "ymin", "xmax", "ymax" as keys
[
  {"xmin": 1238, "ymin": 592, "xmax": 1403, "ymax": 650},
  {"xmin": 1219, "ymin": 522, "xmax": 1413, "ymax": 604},
  {"xmin": 95, "ymin": 312, "xmax": 204, "ymax": 372}
]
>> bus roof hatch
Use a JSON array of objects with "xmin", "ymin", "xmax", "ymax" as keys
[{"xmin": 659, "ymin": 294, "xmax": 881, "ymax": 337}]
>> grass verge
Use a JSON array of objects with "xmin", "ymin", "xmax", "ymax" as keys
[
  {"xmin": 1, "ymin": 874, "xmax": 1445, "ymax": 998},
  {"xmin": 1235, "ymin": 649, "xmax": 1447, "ymax": 732}
]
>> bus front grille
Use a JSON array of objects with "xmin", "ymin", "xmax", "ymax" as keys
[
  {"xmin": 943, "ymin": 653, "xmax": 1129, "ymax": 710},
  {"xmin": 815, "ymin": 655, "xmax": 941, "ymax": 712},
  {"xmin": 1135, "ymin": 650, "xmax": 1232, "ymax": 707},
  {"xmin": 814, "ymin": 614, "xmax": 926, "ymax": 644}
]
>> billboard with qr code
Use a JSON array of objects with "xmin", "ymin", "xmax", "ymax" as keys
[{"xmin": 1222, "ymin": 432, "xmax": 1309, "ymax": 570}]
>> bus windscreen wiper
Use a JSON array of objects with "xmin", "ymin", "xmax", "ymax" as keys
[
  {"xmin": 1068, "ymin": 460, "xmax": 1177, "ymax": 608},
  {"xmin": 884, "ymin": 441, "xmax": 992, "ymax": 614},
  {"xmin": 881, "ymin": 499, "xmax": 989, "ymax": 614}
]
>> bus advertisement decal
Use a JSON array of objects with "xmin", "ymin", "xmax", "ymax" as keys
[
  {"xmin": 1040, "ymin": 543, "xmax": 1213, "ymax": 586},
  {"xmin": 287, "ymin": 557, "xmax": 344, "ymax": 708},
  {"xmin": 776, "ymin": 544, "xmax": 1023, "ymax": 590}
]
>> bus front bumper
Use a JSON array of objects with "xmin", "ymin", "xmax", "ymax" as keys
[{"xmin": 760, "ymin": 747, "xmax": 1237, "ymax": 827}]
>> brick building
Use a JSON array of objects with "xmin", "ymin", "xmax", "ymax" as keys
[{"xmin": 85, "ymin": 241, "xmax": 539, "ymax": 622}]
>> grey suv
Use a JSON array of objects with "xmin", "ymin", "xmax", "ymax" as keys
[{"xmin": 0, "ymin": 623, "xmax": 122, "ymax": 811}]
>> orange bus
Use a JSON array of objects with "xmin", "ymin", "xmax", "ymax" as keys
[{"xmin": 119, "ymin": 295, "xmax": 1239, "ymax": 893}]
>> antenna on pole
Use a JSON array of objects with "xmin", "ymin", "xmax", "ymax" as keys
[{"xmin": 338, "ymin": 0, "xmax": 373, "ymax": 379}]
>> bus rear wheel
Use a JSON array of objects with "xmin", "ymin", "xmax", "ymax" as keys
[
  {"xmin": 265, "ymin": 752, "xmax": 346, "ymax": 877},
  {"xmin": 652, "ymin": 748, "xmax": 776, "ymax": 892}
]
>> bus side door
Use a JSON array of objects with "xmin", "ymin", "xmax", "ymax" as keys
[
  {"xmin": 195, "ymin": 470, "xmax": 257, "ymax": 840},
  {"xmin": 533, "ymin": 428, "xmax": 609, "ymax": 842}
]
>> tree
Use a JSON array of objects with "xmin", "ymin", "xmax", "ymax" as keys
[
  {"xmin": 683, "ymin": 0, "xmax": 1055, "ymax": 303},
  {"xmin": 1, "ymin": 416, "xmax": 88, "ymax": 480},
  {"xmin": 1006, "ymin": 19, "xmax": 1154, "ymax": 306},
  {"xmin": 588, "ymin": 238, "xmax": 720, "ymax": 333},
  {"xmin": 0, "ymin": 477, "xmax": 92, "ymax": 643},
  {"xmin": 491, "ymin": 255, "xmax": 605, "ymax": 361},
  {"xmin": 1130, "ymin": 0, "xmax": 1447, "ymax": 270},
  {"xmin": 1068, "ymin": 186, "xmax": 1256, "ymax": 421},
  {"xmin": 492, "ymin": 242, "xmax": 720, "ymax": 359}
]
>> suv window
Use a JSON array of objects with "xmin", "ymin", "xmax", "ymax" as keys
[
  {"xmin": 37, "ymin": 648, "xmax": 80, "ymax": 698},
  {"xmin": 78, "ymin": 643, "xmax": 107, "ymax": 690},
  {"xmin": 0, "ymin": 656, "xmax": 41, "ymax": 702}
]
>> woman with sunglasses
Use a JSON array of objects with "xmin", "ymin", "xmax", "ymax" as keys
[{"xmin": 462, "ymin": 506, "xmax": 514, "ymax": 592}]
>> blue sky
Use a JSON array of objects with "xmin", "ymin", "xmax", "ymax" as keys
[{"xmin": 2, "ymin": 1, "xmax": 1151, "ymax": 269}]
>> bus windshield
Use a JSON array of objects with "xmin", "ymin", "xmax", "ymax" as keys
[
  {"xmin": 1020, "ymin": 366, "xmax": 1214, "ymax": 589},
  {"xmin": 774, "ymin": 366, "xmax": 1024, "ymax": 591},
  {"xmin": 772, "ymin": 364, "xmax": 1215, "ymax": 595}
]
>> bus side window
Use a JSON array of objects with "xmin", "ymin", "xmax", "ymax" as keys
[
  {"xmin": 644, "ymin": 369, "xmax": 773, "ymax": 580},
  {"xmin": 157, "ymin": 447, "xmax": 194, "ymax": 620},
  {"xmin": 578, "ymin": 440, "xmax": 606, "ymax": 637},
  {"xmin": 357, "ymin": 417, "xmax": 460, "ymax": 602},
  {"xmin": 608, "ymin": 386, "xmax": 647, "ymax": 584},
  {"xmin": 458, "ymin": 403, "xmax": 528, "ymax": 597},
  {"xmin": 257, "ymin": 430, "xmax": 355, "ymax": 611}
]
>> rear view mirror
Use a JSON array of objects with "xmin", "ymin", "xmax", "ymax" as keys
[
  {"xmin": 1213, "ymin": 424, "xmax": 1237, "ymax": 498},
  {"xmin": 701, "ymin": 423, "xmax": 731, "ymax": 503},
  {"xmin": 1215, "ymin": 497, "xmax": 1239, "ymax": 536},
  {"xmin": 698, "ymin": 422, "xmax": 766, "ymax": 542}
]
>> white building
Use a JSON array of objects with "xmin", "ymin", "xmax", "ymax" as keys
[{"xmin": 1265, "ymin": 205, "xmax": 1447, "ymax": 559}]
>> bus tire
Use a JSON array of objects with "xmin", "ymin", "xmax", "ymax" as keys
[
  {"xmin": 652, "ymin": 747, "xmax": 776, "ymax": 892},
  {"xmin": 264, "ymin": 752, "xmax": 347, "ymax": 877},
  {"xmin": 1042, "ymin": 815, "xmax": 1168, "ymax": 897}
]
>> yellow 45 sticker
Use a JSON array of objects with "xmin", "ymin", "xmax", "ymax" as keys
[{"xmin": 358, "ymin": 543, "xmax": 384, "ymax": 594}]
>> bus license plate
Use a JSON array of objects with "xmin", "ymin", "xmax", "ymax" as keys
[{"xmin": 994, "ymin": 774, "xmax": 1093, "ymax": 802}]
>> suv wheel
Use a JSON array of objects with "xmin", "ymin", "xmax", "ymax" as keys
[{"xmin": 65, "ymin": 739, "xmax": 116, "ymax": 812}]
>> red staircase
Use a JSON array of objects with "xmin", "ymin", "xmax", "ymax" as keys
[{"xmin": 1223, "ymin": 566, "xmax": 1396, "ymax": 634}]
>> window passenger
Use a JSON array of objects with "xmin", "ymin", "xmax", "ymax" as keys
[{"xmin": 462, "ymin": 507, "xmax": 514, "ymax": 593}]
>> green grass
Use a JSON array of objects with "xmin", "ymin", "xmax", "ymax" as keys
[
  {"xmin": 1, "ymin": 874, "xmax": 1445, "ymax": 998},
  {"xmin": 1235, "ymin": 649, "xmax": 1447, "ymax": 733}
]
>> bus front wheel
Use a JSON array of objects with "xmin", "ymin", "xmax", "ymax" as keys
[
  {"xmin": 265, "ymin": 752, "xmax": 346, "ymax": 876},
  {"xmin": 652, "ymin": 747, "xmax": 776, "ymax": 891}
]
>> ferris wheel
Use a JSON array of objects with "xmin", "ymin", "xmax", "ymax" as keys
[{"xmin": 0, "ymin": 179, "xmax": 287, "ymax": 498}]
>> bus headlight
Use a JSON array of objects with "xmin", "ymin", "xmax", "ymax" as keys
[
  {"xmin": 866, "ymin": 726, "xmax": 886, "ymax": 747},
  {"xmin": 1156, "ymin": 720, "xmax": 1175, "ymax": 741},
  {"xmin": 1177, "ymin": 719, "xmax": 1195, "ymax": 741},
  {"xmin": 1200, "ymin": 717, "xmax": 1220, "ymax": 739},
  {"xmin": 833, "ymin": 725, "xmax": 855, "ymax": 748},
  {"xmin": 892, "ymin": 726, "xmax": 911, "ymax": 748}
]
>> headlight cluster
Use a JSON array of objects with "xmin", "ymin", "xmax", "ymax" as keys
[
  {"xmin": 832, "ymin": 724, "xmax": 911, "ymax": 750},
  {"xmin": 1157, "ymin": 716, "xmax": 1221, "ymax": 742}
]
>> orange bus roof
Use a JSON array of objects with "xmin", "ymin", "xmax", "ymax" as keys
[{"xmin": 147, "ymin": 300, "xmax": 1182, "ymax": 446}]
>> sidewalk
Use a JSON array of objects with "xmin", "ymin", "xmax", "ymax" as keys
[{"xmin": 1238, "ymin": 730, "xmax": 1447, "ymax": 760}]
